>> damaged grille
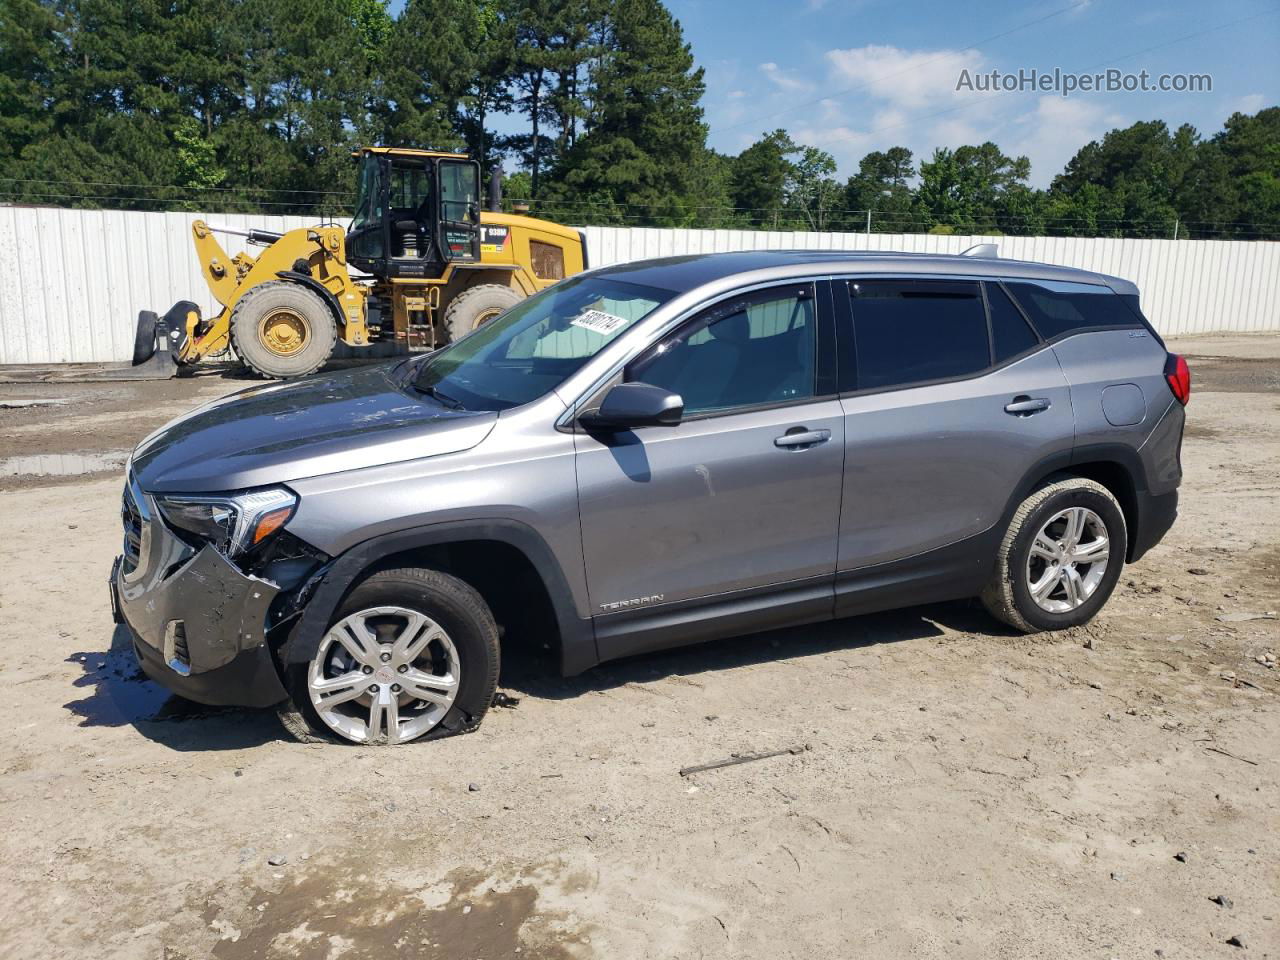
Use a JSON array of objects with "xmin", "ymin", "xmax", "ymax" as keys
[{"xmin": 121, "ymin": 481, "xmax": 143, "ymax": 575}]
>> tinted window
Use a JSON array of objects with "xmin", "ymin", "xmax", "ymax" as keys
[
  {"xmin": 1004, "ymin": 280, "xmax": 1141, "ymax": 340},
  {"xmin": 987, "ymin": 282, "xmax": 1040, "ymax": 362},
  {"xmin": 438, "ymin": 160, "xmax": 478, "ymax": 222},
  {"xmin": 848, "ymin": 280, "xmax": 989, "ymax": 391},
  {"xmin": 632, "ymin": 286, "xmax": 815, "ymax": 415}
]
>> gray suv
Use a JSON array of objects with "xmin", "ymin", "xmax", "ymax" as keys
[{"xmin": 111, "ymin": 251, "xmax": 1188, "ymax": 745}]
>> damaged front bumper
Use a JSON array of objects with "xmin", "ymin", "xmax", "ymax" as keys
[{"xmin": 110, "ymin": 484, "xmax": 289, "ymax": 708}]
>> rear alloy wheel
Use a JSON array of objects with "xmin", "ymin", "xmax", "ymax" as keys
[
  {"xmin": 1025, "ymin": 506, "xmax": 1110, "ymax": 613},
  {"xmin": 278, "ymin": 568, "xmax": 499, "ymax": 745},
  {"xmin": 981, "ymin": 477, "xmax": 1127, "ymax": 633}
]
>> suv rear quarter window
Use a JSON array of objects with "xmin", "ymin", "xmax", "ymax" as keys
[
  {"xmin": 987, "ymin": 282, "xmax": 1041, "ymax": 362},
  {"xmin": 1003, "ymin": 280, "xmax": 1142, "ymax": 340}
]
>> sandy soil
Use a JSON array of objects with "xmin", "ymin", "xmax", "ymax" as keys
[{"xmin": 0, "ymin": 337, "xmax": 1276, "ymax": 960}]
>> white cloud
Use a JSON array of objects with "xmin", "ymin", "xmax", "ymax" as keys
[
  {"xmin": 824, "ymin": 44, "xmax": 987, "ymax": 110},
  {"xmin": 760, "ymin": 61, "xmax": 810, "ymax": 93},
  {"xmin": 1006, "ymin": 96, "xmax": 1125, "ymax": 186},
  {"xmin": 1228, "ymin": 92, "xmax": 1267, "ymax": 115}
]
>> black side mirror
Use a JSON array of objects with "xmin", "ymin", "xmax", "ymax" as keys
[{"xmin": 578, "ymin": 382, "xmax": 683, "ymax": 431}]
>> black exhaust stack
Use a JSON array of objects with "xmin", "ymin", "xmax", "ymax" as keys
[{"xmin": 487, "ymin": 164, "xmax": 503, "ymax": 212}]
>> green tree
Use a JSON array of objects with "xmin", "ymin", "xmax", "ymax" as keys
[
  {"xmin": 918, "ymin": 142, "xmax": 1031, "ymax": 233},
  {"xmin": 787, "ymin": 146, "xmax": 840, "ymax": 231},
  {"xmin": 545, "ymin": 0, "xmax": 708, "ymax": 225},
  {"xmin": 842, "ymin": 146, "xmax": 915, "ymax": 232},
  {"xmin": 1048, "ymin": 120, "xmax": 1195, "ymax": 237},
  {"xmin": 730, "ymin": 129, "xmax": 797, "ymax": 227}
]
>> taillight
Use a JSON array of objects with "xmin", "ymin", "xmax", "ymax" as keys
[{"xmin": 1164, "ymin": 353, "xmax": 1191, "ymax": 405}]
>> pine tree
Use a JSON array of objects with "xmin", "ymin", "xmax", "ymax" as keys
[{"xmin": 544, "ymin": 0, "xmax": 707, "ymax": 225}]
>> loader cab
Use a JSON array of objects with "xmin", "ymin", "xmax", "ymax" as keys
[{"xmin": 346, "ymin": 148, "xmax": 482, "ymax": 279}]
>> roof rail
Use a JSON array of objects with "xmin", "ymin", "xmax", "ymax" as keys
[{"xmin": 960, "ymin": 243, "xmax": 999, "ymax": 258}]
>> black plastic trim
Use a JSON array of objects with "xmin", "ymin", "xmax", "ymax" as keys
[
  {"xmin": 128, "ymin": 625, "xmax": 288, "ymax": 708},
  {"xmin": 1129, "ymin": 489, "xmax": 1178, "ymax": 563},
  {"xmin": 835, "ymin": 528, "xmax": 999, "ymax": 618},
  {"xmin": 284, "ymin": 519, "xmax": 598, "ymax": 677}
]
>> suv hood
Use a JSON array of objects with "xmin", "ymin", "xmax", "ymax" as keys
[{"xmin": 130, "ymin": 363, "xmax": 497, "ymax": 494}]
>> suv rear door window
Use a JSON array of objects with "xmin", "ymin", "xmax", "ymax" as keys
[
  {"xmin": 848, "ymin": 279, "xmax": 989, "ymax": 391},
  {"xmin": 1003, "ymin": 280, "xmax": 1141, "ymax": 340},
  {"xmin": 631, "ymin": 286, "xmax": 816, "ymax": 415}
]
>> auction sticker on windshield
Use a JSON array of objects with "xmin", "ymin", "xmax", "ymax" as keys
[{"xmin": 570, "ymin": 309, "xmax": 629, "ymax": 335}]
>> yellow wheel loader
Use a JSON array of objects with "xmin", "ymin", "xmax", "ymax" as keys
[{"xmin": 136, "ymin": 147, "xmax": 587, "ymax": 379}]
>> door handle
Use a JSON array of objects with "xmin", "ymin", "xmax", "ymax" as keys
[
  {"xmin": 1004, "ymin": 396, "xmax": 1051, "ymax": 416},
  {"xmin": 774, "ymin": 428, "xmax": 831, "ymax": 449}
]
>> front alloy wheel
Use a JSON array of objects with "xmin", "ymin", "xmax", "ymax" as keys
[
  {"xmin": 278, "ymin": 567, "xmax": 500, "ymax": 745},
  {"xmin": 308, "ymin": 606, "xmax": 461, "ymax": 744}
]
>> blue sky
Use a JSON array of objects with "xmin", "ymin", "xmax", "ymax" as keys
[{"xmin": 668, "ymin": 0, "xmax": 1280, "ymax": 185}]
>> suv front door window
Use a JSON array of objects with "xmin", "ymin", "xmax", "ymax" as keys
[{"xmin": 631, "ymin": 287, "xmax": 817, "ymax": 415}]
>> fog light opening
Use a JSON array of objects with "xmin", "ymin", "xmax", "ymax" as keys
[{"xmin": 164, "ymin": 620, "xmax": 191, "ymax": 676}]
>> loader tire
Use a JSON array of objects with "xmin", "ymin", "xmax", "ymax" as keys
[
  {"xmin": 230, "ymin": 281, "xmax": 337, "ymax": 379},
  {"xmin": 132, "ymin": 310, "xmax": 158, "ymax": 365},
  {"xmin": 442, "ymin": 284, "xmax": 523, "ymax": 343}
]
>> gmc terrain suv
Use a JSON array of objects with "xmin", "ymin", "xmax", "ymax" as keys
[{"xmin": 111, "ymin": 250, "xmax": 1188, "ymax": 745}]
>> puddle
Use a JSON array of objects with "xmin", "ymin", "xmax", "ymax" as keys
[
  {"xmin": 0, "ymin": 451, "xmax": 127, "ymax": 477},
  {"xmin": 0, "ymin": 397, "xmax": 70, "ymax": 409},
  {"xmin": 208, "ymin": 865, "xmax": 587, "ymax": 960},
  {"xmin": 64, "ymin": 636, "xmax": 235, "ymax": 727}
]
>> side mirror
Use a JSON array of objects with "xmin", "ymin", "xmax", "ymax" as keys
[{"xmin": 578, "ymin": 382, "xmax": 683, "ymax": 431}]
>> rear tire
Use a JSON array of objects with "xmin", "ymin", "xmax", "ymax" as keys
[
  {"xmin": 981, "ymin": 477, "xmax": 1127, "ymax": 633},
  {"xmin": 230, "ymin": 281, "xmax": 337, "ymax": 379},
  {"xmin": 277, "ymin": 568, "xmax": 500, "ymax": 746},
  {"xmin": 442, "ymin": 284, "xmax": 523, "ymax": 343}
]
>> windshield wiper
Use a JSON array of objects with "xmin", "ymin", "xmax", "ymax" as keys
[{"xmin": 417, "ymin": 384, "xmax": 465, "ymax": 410}]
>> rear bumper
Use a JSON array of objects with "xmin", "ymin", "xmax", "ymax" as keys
[
  {"xmin": 1129, "ymin": 488, "xmax": 1178, "ymax": 563},
  {"xmin": 111, "ymin": 498, "xmax": 288, "ymax": 708}
]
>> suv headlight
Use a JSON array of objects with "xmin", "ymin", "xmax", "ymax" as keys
[{"xmin": 156, "ymin": 487, "xmax": 297, "ymax": 557}]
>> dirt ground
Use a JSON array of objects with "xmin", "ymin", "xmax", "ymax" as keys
[{"xmin": 1, "ymin": 336, "xmax": 1276, "ymax": 960}]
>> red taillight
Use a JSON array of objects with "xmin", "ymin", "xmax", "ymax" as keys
[{"xmin": 1164, "ymin": 353, "xmax": 1191, "ymax": 405}]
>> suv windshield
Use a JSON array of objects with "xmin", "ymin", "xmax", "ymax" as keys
[{"xmin": 412, "ymin": 276, "xmax": 674, "ymax": 411}]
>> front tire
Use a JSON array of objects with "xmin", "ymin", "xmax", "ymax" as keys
[
  {"xmin": 278, "ymin": 568, "xmax": 499, "ymax": 745},
  {"xmin": 981, "ymin": 477, "xmax": 1127, "ymax": 633},
  {"xmin": 230, "ymin": 281, "xmax": 337, "ymax": 379}
]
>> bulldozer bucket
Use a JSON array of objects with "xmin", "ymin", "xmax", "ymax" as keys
[{"xmin": 0, "ymin": 308, "xmax": 181, "ymax": 384}]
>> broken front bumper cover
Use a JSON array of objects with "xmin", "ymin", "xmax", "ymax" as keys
[{"xmin": 111, "ymin": 509, "xmax": 288, "ymax": 708}]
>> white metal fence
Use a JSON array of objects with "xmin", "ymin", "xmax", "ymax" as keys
[{"xmin": 1, "ymin": 205, "xmax": 1276, "ymax": 364}]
